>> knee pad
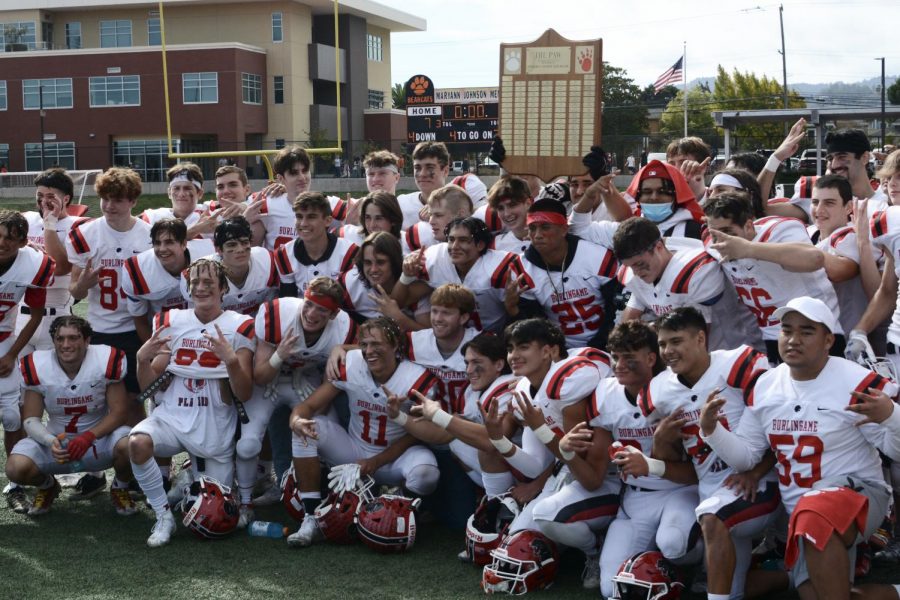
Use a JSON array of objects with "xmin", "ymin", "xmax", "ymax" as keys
[
  {"xmin": 235, "ymin": 437, "xmax": 262, "ymax": 461},
  {"xmin": 1, "ymin": 406, "xmax": 21, "ymax": 432},
  {"xmin": 657, "ymin": 525, "xmax": 691, "ymax": 559},
  {"xmin": 405, "ymin": 464, "xmax": 440, "ymax": 496}
]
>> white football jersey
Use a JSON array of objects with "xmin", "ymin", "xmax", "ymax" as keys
[
  {"xmin": 338, "ymin": 266, "xmax": 430, "ymax": 322},
  {"xmin": 397, "ymin": 192, "xmax": 426, "ymax": 230},
  {"xmin": 519, "ymin": 237, "xmax": 617, "ymax": 347},
  {"xmin": 0, "ymin": 247, "xmax": 55, "ymax": 333},
  {"xmin": 255, "ymin": 297, "xmax": 357, "ymax": 387},
  {"xmin": 184, "ymin": 246, "xmax": 279, "ymax": 316},
  {"xmin": 21, "ymin": 344, "xmax": 125, "ymax": 436},
  {"xmin": 641, "ymin": 345, "xmax": 770, "ymax": 499},
  {"xmin": 336, "ymin": 224, "xmax": 365, "ymax": 247},
  {"xmin": 332, "ymin": 349, "xmax": 440, "ymax": 455},
  {"xmin": 515, "ymin": 355, "xmax": 601, "ymax": 437},
  {"xmin": 140, "ymin": 206, "xmax": 204, "ymax": 230},
  {"xmin": 150, "ymin": 308, "xmax": 256, "ymax": 457},
  {"xmin": 456, "ymin": 374, "xmax": 519, "ymax": 423},
  {"xmin": 621, "ymin": 242, "xmax": 760, "ymax": 351},
  {"xmin": 706, "ymin": 216, "xmax": 842, "ymax": 340},
  {"xmin": 569, "ymin": 347, "xmax": 613, "ymax": 378},
  {"xmin": 23, "ymin": 211, "xmax": 81, "ymax": 307},
  {"xmin": 67, "ymin": 217, "xmax": 152, "ymax": 333},
  {"xmin": 589, "ymin": 378, "xmax": 681, "ymax": 491},
  {"xmin": 123, "ymin": 248, "xmax": 190, "ymax": 319},
  {"xmin": 568, "ymin": 211, "xmax": 619, "ymax": 250},
  {"xmin": 735, "ymin": 358, "xmax": 896, "ymax": 512},
  {"xmin": 254, "ymin": 193, "xmax": 297, "ymax": 251},
  {"xmin": 811, "ymin": 225, "xmax": 874, "ymax": 337},
  {"xmin": 870, "ymin": 207, "xmax": 900, "ymax": 345},
  {"xmin": 274, "ymin": 234, "xmax": 357, "ymax": 293},
  {"xmin": 490, "ymin": 230, "xmax": 531, "ymax": 254},
  {"xmin": 404, "ymin": 222, "xmax": 437, "ymax": 252},
  {"xmin": 421, "ymin": 244, "xmax": 524, "ymax": 333},
  {"xmin": 473, "ymin": 204, "xmax": 504, "ymax": 233},
  {"xmin": 406, "ymin": 327, "xmax": 477, "ymax": 410}
]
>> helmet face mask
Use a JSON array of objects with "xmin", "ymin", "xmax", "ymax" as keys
[
  {"xmin": 465, "ymin": 493, "xmax": 520, "ymax": 565},
  {"xmin": 481, "ymin": 530, "xmax": 558, "ymax": 595},
  {"xmin": 314, "ymin": 475, "xmax": 375, "ymax": 544},
  {"xmin": 280, "ymin": 466, "xmax": 306, "ymax": 522}
]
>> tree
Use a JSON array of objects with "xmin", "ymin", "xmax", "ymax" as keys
[
  {"xmin": 888, "ymin": 79, "xmax": 900, "ymax": 105},
  {"xmin": 710, "ymin": 65, "xmax": 805, "ymax": 149},
  {"xmin": 600, "ymin": 63, "xmax": 649, "ymax": 166},
  {"xmin": 659, "ymin": 86, "xmax": 717, "ymax": 140},
  {"xmin": 639, "ymin": 84, "xmax": 679, "ymax": 108},
  {"xmin": 392, "ymin": 83, "xmax": 406, "ymax": 109}
]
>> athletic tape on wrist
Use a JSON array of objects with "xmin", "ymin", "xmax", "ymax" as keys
[
  {"xmin": 560, "ymin": 448, "xmax": 576, "ymax": 461},
  {"xmin": 431, "ymin": 409, "xmax": 453, "ymax": 429},
  {"xmin": 533, "ymin": 424, "xmax": 556, "ymax": 445},
  {"xmin": 391, "ymin": 411, "xmax": 408, "ymax": 426},
  {"xmin": 490, "ymin": 436, "xmax": 514, "ymax": 454},
  {"xmin": 268, "ymin": 352, "xmax": 284, "ymax": 369}
]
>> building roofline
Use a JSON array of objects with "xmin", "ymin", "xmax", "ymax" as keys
[
  {"xmin": 2, "ymin": 0, "xmax": 426, "ymax": 33},
  {"xmin": 0, "ymin": 41, "xmax": 266, "ymax": 59}
]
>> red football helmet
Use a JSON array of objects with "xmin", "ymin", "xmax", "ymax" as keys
[
  {"xmin": 314, "ymin": 475, "xmax": 374, "ymax": 544},
  {"xmin": 482, "ymin": 529, "xmax": 558, "ymax": 594},
  {"xmin": 356, "ymin": 494, "xmax": 422, "ymax": 554},
  {"xmin": 465, "ymin": 493, "xmax": 521, "ymax": 565},
  {"xmin": 612, "ymin": 551, "xmax": 684, "ymax": 600},
  {"xmin": 280, "ymin": 467, "xmax": 306, "ymax": 523},
  {"xmin": 181, "ymin": 477, "xmax": 239, "ymax": 540}
]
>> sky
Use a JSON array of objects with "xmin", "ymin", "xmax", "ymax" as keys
[{"xmin": 377, "ymin": 0, "xmax": 898, "ymax": 90}]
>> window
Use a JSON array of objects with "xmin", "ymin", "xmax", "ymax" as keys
[
  {"xmin": 366, "ymin": 33, "xmax": 382, "ymax": 62},
  {"xmin": 271, "ymin": 13, "xmax": 283, "ymax": 42},
  {"xmin": 100, "ymin": 20, "xmax": 132, "ymax": 48},
  {"xmin": 183, "ymin": 72, "xmax": 218, "ymax": 104},
  {"xmin": 367, "ymin": 89, "xmax": 384, "ymax": 109},
  {"xmin": 0, "ymin": 144, "xmax": 8, "ymax": 169},
  {"xmin": 242, "ymin": 73, "xmax": 262, "ymax": 105},
  {"xmin": 25, "ymin": 142, "xmax": 76, "ymax": 171},
  {"xmin": 0, "ymin": 81, "xmax": 6, "ymax": 111},
  {"xmin": 113, "ymin": 139, "xmax": 178, "ymax": 182},
  {"xmin": 23, "ymin": 78, "xmax": 73, "ymax": 109},
  {"xmin": 65, "ymin": 22, "xmax": 81, "ymax": 49},
  {"xmin": 273, "ymin": 76, "xmax": 284, "ymax": 104},
  {"xmin": 148, "ymin": 18, "xmax": 161, "ymax": 46},
  {"xmin": 275, "ymin": 138, "xmax": 286, "ymax": 149},
  {"xmin": 90, "ymin": 75, "xmax": 140, "ymax": 107},
  {"xmin": 1, "ymin": 21, "xmax": 37, "ymax": 51}
]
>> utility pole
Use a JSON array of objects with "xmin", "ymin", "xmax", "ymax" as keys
[
  {"xmin": 876, "ymin": 57, "xmax": 886, "ymax": 151},
  {"xmin": 779, "ymin": 5, "xmax": 788, "ymax": 135}
]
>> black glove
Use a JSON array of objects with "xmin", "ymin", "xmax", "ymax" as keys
[
  {"xmin": 536, "ymin": 182, "xmax": 571, "ymax": 205},
  {"xmin": 489, "ymin": 136, "xmax": 507, "ymax": 165},
  {"xmin": 582, "ymin": 146, "xmax": 610, "ymax": 180}
]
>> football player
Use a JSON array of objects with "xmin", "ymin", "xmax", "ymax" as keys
[
  {"xmin": 509, "ymin": 199, "xmax": 619, "ymax": 350},
  {"xmin": 626, "ymin": 160, "xmax": 706, "ymax": 240},
  {"xmin": 17, "ymin": 168, "xmax": 84, "ymax": 354},
  {"xmin": 587, "ymin": 321, "xmax": 702, "ymax": 596},
  {"xmin": 392, "ymin": 216, "xmax": 524, "ymax": 333},
  {"xmin": 274, "ymin": 192, "xmax": 357, "ymax": 296},
  {"xmin": 613, "ymin": 216, "xmax": 761, "ymax": 352},
  {"xmin": 140, "ymin": 163, "xmax": 209, "ymax": 239},
  {"xmin": 0, "ymin": 210, "xmax": 56, "ymax": 513},
  {"xmin": 129, "ymin": 258, "xmax": 255, "ymax": 548},
  {"xmin": 825, "ymin": 128, "xmax": 888, "ymax": 213},
  {"xmin": 6, "ymin": 316, "xmax": 135, "ymax": 516},
  {"xmin": 250, "ymin": 277, "xmax": 357, "ymax": 508},
  {"xmin": 287, "ymin": 317, "xmax": 441, "ymax": 547},
  {"xmin": 704, "ymin": 192, "xmax": 845, "ymax": 363},
  {"xmin": 405, "ymin": 184, "xmax": 473, "ymax": 251},
  {"xmin": 336, "ymin": 190, "xmax": 403, "ymax": 247},
  {"xmin": 363, "ymin": 150, "xmax": 402, "ymax": 196},
  {"xmin": 397, "ymin": 141, "xmax": 451, "ymax": 229},
  {"xmin": 243, "ymin": 146, "xmax": 311, "ymax": 250},
  {"xmin": 701, "ymin": 297, "xmax": 900, "ymax": 600},
  {"xmin": 641, "ymin": 307, "xmax": 778, "ymax": 600},
  {"xmin": 487, "ymin": 176, "xmax": 532, "ymax": 255}
]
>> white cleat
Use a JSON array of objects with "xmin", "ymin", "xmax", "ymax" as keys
[
  {"xmin": 237, "ymin": 504, "xmax": 255, "ymax": 529},
  {"xmin": 166, "ymin": 468, "xmax": 194, "ymax": 507},
  {"xmin": 251, "ymin": 483, "xmax": 283, "ymax": 507},
  {"xmin": 287, "ymin": 514, "xmax": 322, "ymax": 548},
  {"xmin": 582, "ymin": 553, "xmax": 601, "ymax": 590},
  {"xmin": 147, "ymin": 511, "xmax": 176, "ymax": 548}
]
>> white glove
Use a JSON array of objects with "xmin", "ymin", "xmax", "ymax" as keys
[
  {"xmin": 292, "ymin": 371, "xmax": 316, "ymax": 403},
  {"xmin": 845, "ymin": 329, "xmax": 876, "ymax": 365},
  {"xmin": 327, "ymin": 463, "xmax": 361, "ymax": 494}
]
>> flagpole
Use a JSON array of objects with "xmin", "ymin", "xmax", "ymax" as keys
[{"xmin": 683, "ymin": 41, "xmax": 688, "ymax": 137}]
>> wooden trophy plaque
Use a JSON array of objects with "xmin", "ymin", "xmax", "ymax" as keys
[{"xmin": 498, "ymin": 29, "xmax": 602, "ymax": 182}]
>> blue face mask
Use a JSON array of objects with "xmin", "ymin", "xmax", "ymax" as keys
[{"xmin": 641, "ymin": 203, "xmax": 674, "ymax": 223}]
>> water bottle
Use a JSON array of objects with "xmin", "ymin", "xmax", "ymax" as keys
[
  {"xmin": 57, "ymin": 435, "xmax": 85, "ymax": 473},
  {"xmin": 248, "ymin": 520, "xmax": 287, "ymax": 538}
]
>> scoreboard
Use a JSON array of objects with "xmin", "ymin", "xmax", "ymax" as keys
[{"xmin": 405, "ymin": 75, "xmax": 497, "ymax": 154}]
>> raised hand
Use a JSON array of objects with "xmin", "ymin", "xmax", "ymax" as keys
[
  {"xmin": 401, "ymin": 248, "xmax": 425, "ymax": 278},
  {"xmin": 368, "ymin": 284, "xmax": 404, "ymax": 320},
  {"xmin": 136, "ymin": 325, "xmax": 172, "ymax": 363},
  {"xmin": 559, "ymin": 422, "xmax": 593, "ymax": 454},
  {"xmin": 848, "ymin": 387, "xmax": 896, "ymax": 426},
  {"xmin": 774, "ymin": 118, "xmax": 807, "ymax": 161},
  {"xmin": 699, "ymin": 388, "xmax": 727, "ymax": 437},
  {"xmin": 275, "ymin": 328, "xmax": 301, "ymax": 362},
  {"xmin": 513, "ymin": 391, "xmax": 545, "ymax": 430},
  {"xmin": 203, "ymin": 324, "xmax": 237, "ymax": 365}
]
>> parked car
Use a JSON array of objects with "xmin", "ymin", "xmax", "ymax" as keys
[{"xmin": 798, "ymin": 149, "xmax": 826, "ymax": 174}]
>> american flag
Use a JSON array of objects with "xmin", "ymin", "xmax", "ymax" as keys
[{"xmin": 653, "ymin": 57, "xmax": 684, "ymax": 93}]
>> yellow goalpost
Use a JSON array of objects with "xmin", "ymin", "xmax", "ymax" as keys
[{"xmin": 156, "ymin": 0, "xmax": 344, "ymax": 180}]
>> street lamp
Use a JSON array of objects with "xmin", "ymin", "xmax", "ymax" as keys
[
  {"xmin": 39, "ymin": 85, "xmax": 46, "ymax": 170},
  {"xmin": 876, "ymin": 57, "xmax": 886, "ymax": 151}
]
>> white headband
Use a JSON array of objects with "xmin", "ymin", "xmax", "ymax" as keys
[
  {"xmin": 366, "ymin": 165, "xmax": 399, "ymax": 175},
  {"xmin": 709, "ymin": 173, "xmax": 744, "ymax": 190},
  {"xmin": 169, "ymin": 173, "xmax": 203, "ymax": 190}
]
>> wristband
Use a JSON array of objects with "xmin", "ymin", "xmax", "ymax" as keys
[
  {"xmin": 764, "ymin": 154, "xmax": 782, "ymax": 173},
  {"xmin": 268, "ymin": 352, "xmax": 284, "ymax": 369},
  {"xmin": 533, "ymin": 424, "xmax": 556, "ymax": 445},
  {"xmin": 646, "ymin": 456, "xmax": 666, "ymax": 477},
  {"xmin": 398, "ymin": 273, "xmax": 416, "ymax": 285},
  {"xmin": 391, "ymin": 411, "xmax": 408, "ymax": 426},
  {"xmin": 559, "ymin": 448, "xmax": 576, "ymax": 461},
  {"xmin": 431, "ymin": 409, "xmax": 453, "ymax": 429},
  {"xmin": 490, "ymin": 436, "xmax": 514, "ymax": 454}
]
